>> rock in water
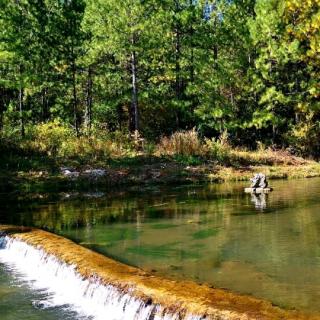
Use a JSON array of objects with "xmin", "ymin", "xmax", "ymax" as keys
[
  {"xmin": 245, "ymin": 187, "xmax": 273, "ymax": 194},
  {"xmin": 247, "ymin": 173, "xmax": 272, "ymax": 193},
  {"xmin": 250, "ymin": 173, "xmax": 268, "ymax": 188}
]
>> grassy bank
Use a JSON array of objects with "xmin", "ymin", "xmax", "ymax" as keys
[{"xmin": 1, "ymin": 126, "xmax": 320, "ymax": 193}]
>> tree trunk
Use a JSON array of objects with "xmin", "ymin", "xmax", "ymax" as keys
[
  {"xmin": 190, "ymin": 47, "xmax": 194, "ymax": 83},
  {"xmin": 0, "ymin": 88, "xmax": 4, "ymax": 133},
  {"xmin": 84, "ymin": 66, "xmax": 93, "ymax": 134},
  {"xmin": 130, "ymin": 46, "xmax": 139, "ymax": 133},
  {"xmin": 175, "ymin": 18, "xmax": 182, "ymax": 128},
  {"xmin": 175, "ymin": 27, "xmax": 182, "ymax": 100},
  {"xmin": 19, "ymin": 85, "xmax": 25, "ymax": 137},
  {"xmin": 213, "ymin": 44, "xmax": 218, "ymax": 70},
  {"xmin": 117, "ymin": 105, "xmax": 123, "ymax": 131},
  {"xmin": 19, "ymin": 65, "xmax": 25, "ymax": 137},
  {"xmin": 189, "ymin": 0, "xmax": 195, "ymax": 83},
  {"xmin": 213, "ymin": 17, "xmax": 218, "ymax": 70},
  {"xmin": 41, "ymin": 87, "xmax": 49, "ymax": 121},
  {"xmin": 0, "ymin": 107, "xmax": 3, "ymax": 133},
  {"xmin": 72, "ymin": 59, "xmax": 79, "ymax": 136}
]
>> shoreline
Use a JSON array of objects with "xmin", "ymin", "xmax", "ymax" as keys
[
  {"xmin": 2, "ymin": 160, "xmax": 320, "ymax": 193},
  {"xmin": 1, "ymin": 225, "xmax": 319, "ymax": 320}
]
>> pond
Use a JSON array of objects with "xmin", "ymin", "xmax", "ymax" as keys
[{"xmin": 1, "ymin": 178, "xmax": 320, "ymax": 318}]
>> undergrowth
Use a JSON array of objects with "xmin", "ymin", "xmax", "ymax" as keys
[{"xmin": 0, "ymin": 122, "xmax": 311, "ymax": 173}]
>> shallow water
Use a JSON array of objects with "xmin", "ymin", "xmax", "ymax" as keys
[
  {"xmin": 1, "ymin": 178, "xmax": 320, "ymax": 316},
  {"xmin": 0, "ymin": 261, "xmax": 87, "ymax": 320}
]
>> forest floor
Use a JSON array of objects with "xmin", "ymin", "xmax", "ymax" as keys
[{"xmin": 1, "ymin": 148, "xmax": 320, "ymax": 193}]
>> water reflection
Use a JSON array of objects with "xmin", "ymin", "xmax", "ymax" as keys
[
  {"xmin": 251, "ymin": 193, "xmax": 267, "ymax": 210},
  {"xmin": 1, "ymin": 179, "xmax": 320, "ymax": 314}
]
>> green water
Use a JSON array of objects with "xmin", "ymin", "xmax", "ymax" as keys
[
  {"xmin": 1, "ymin": 179, "xmax": 320, "ymax": 314},
  {"xmin": 0, "ymin": 263, "xmax": 85, "ymax": 320}
]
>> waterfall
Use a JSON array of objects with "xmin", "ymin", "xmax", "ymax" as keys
[{"xmin": 0, "ymin": 235, "xmax": 200, "ymax": 320}]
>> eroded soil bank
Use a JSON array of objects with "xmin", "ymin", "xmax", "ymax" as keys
[{"xmin": 0, "ymin": 225, "xmax": 319, "ymax": 320}]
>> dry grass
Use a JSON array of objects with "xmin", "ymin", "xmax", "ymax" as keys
[
  {"xmin": 156, "ymin": 128, "xmax": 204, "ymax": 157},
  {"xmin": 155, "ymin": 129, "xmax": 309, "ymax": 167},
  {"xmin": 1, "ymin": 125, "xmax": 315, "ymax": 176},
  {"xmin": 207, "ymin": 163, "xmax": 320, "ymax": 183},
  {"xmin": 228, "ymin": 148, "xmax": 309, "ymax": 166}
]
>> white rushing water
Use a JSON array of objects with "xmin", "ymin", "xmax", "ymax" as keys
[{"xmin": 0, "ymin": 235, "xmax": 202, "ymax": 320}]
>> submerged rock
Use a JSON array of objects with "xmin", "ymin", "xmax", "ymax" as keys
[
  {"xmin": 83, "ymin": 169, "xmax": 106, "ymax": 177},
  {"xmin": 60, "ymin": 167, "xmax": 80, "ymax": 179},
  {"xmin": 83, "ymin": 192, "xmax": 105, "ymax": 198},
  {"xmin": 82, "ymin": 169, "xmax": 106, "ymax": 181},
  {"xmin": 60, "ymin": 167, "xmax": 107, "ymax": 181}
]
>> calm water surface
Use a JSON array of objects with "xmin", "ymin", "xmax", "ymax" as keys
[{"xmin": 1, "ymin": 178, "xmax": 320, "ymax": 316}]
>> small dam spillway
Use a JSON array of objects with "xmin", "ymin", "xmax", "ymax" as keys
[{"xmin": 0, "ymin": 226, "xmax": 317, "ymax": 320}]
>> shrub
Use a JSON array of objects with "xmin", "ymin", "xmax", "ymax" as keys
[
  {"xmin": 156, "ymin": 128, "xmax": 203, "ymax": 156},
  {"xmin": 287, "ymin": 120, "xmax": 320, "ymax": 158},
  {"xmin": 31, "ymin": 120, "xmax": 73, "ymax": 157},
  {"xmin": 60, "ymin": 136, "xmax": 109, "ymax": 161},
  {"xmin": 91, "ymin": 128, "xmax": 136, "ymax": 154},
  {"xmin": 25, "ymin": 123, "xmax": 138, "ymax": 161},
  {"xmin": 143, "ymin": 142, "xmax": 156, "ymax": 156},
  {"xmin": 204, "ymin": 131, "xmax": 232, "ymax": 162}
]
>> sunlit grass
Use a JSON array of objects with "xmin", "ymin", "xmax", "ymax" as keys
[{"xmin": 1, "ymin": 125, "xmax": 320, "ymax": 191}]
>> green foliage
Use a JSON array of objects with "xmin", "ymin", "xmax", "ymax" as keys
[
  {"xmin": 1, "ymin": 0, "xmax": 320, "ymax": 158},
  {"xmin": 16, "ymin": 122, "xmax": 136, "ymax": 163},
  {"xmin": 204, "ymin": 131, "xmax": 232, "ymax": 162},
  {"xmin": 247, "ymin": 0, "xmax": 320, "ymax": 147},
  {"xmin": 31, "ymin": 120, "xmax": 73, "ymax": 157},
  {"xmin": 287, "ymin": 117, "xmax": 320, "ymax": 157},
  {"xmin": 143, "ymin": 142, "xmax": 156, "ymax": 157}
]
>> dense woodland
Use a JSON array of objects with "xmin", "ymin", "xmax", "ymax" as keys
[{"xmin": 0, "ymin": 0, "xmax": 319, "ymax": 159}]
